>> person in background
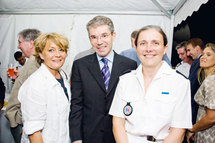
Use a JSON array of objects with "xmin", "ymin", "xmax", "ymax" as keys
[
  {"xmin": 120, "ymin": 29, "xmax": 172, "ymax": 67},
  {"xmin": 8, "ymin": 51, "xmax": 27, "ymax": 81},
  {"xmin": 186, "ymin": 38, "xmax": 205, "ymax": 125},
  {"xmin": 186, "ymin": 43, "xmax": 215, "ymax": 143},
  {"xmin": 175, "ymin": 41, "xmax": 193, "ymax": 78},
  {"xmin": 0, "ymin": 76, "xmax": 5, "ymax": 110},
  {"xmin": 74, "ymin": 48, "xmax": 94, "ymax": 61},
  {"xmin": 18, "ymin": 32, "xmax": 71, "ymax": 143},
  {"xmin": 120, "ymin": 30, "xmax": 140, "ymax": 65},
  {"xmin": 5, "ymin": 29, "xmax": 41, "ymax": 143},
  {"xmin": 109, "ymin": 25, "xmax": 192, "ymax": 143},
  {"xmin": 69, "ymin": 15, "xmax": 137, "ymax": 143},
  {"xmin": 14, "ymin": 51, "xmax": 26, "ymax": 66},
  {"xmin": 0, "ymin": 61, "xmax": 6, "ymax": 110}
]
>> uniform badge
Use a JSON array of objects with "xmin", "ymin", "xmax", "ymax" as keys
[{"xmin": 123, "ymin": 102, "xmax": 133, "ymax": 116}]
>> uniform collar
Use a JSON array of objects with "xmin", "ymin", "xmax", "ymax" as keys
[{"xmin": 135, "ymin": 61, "xmax": 173, "ymax": 81}]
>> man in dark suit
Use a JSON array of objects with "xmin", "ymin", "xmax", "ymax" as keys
[
  {"xmin": 184, "ymin": 38, "xmax": 204, "ymax": 143},
  {"xmin": 186, "ymin": 38, "xmax": 204, "ymax": 125},
  {"xmin": 69, "ymin": 16, "xmax": 137, "ymax": 143}
]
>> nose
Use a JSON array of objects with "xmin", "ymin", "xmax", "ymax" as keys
[
  {"xmin": 96, "ymin": 37, "xmax": 103, "ymax": 45},
  {"xmin": 55, "ymin": 50, "xmax": 60, "ymax": 56},
  {"xmin": 18, "ymin": 44, "xmax": 21, "ymax": 49},
  {"xmin": 145, "ymin": 43, "xmax": 153, "ymax": 52},
  {"xmin": 186, "ymin": 51, "xmax": 190, "ymax": 56}
]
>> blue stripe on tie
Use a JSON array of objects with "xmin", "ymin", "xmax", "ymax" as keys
[{"xmin": 101, "ymin": 58, "xmax": 110, "ymax": 90}]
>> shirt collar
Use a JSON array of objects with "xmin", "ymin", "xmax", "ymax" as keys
[
  {"xmin": 136, "ymin": 61, "xmax": 173, "ymax": 81},
  {"xmin": 40, "ymin": 63, "xmax": 65, "ymax": 86},
  {"xmin": 96, "ymin": 50, "xmax": 114, "ymax": 63}
]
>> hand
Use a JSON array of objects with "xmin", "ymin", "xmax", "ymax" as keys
[
  {"xmin": 7, "ymin": 69, "xmax": 18, "ymax": 80},
  {"xmin": 186, "ymin": 131, "xmax": 194, "ymax": 143}
]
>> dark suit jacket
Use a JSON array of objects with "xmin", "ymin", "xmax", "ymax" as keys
[
  {"xmin": 70, "ymin": 52, "xmax": 137, "ymax": 143},
  {"xmin": 188, "ymin": 55, "xmax": 201, "ymax": 124},
  {"xmin": 0, "ymin": 77, "xmax": 6, "ymax": 108}
]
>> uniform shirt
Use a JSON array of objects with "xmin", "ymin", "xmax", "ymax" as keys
[
  {"xmin": 18, "ymin": 64, "xmax": 71, "ymax": 143},
  {"xmin": 175, "ymin": 61, "xmax": 191, "ymax": 78},
  {"xmin": 109, "ymin": 62, "xmax": 192, "ymax": 142}
]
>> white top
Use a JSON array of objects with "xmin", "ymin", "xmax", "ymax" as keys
[
  {"xmin": 175, "ymin": 61, "xmax": 191, "ymax": 78},
  {"xmin": 109, "ymin": 62, "xmax": 192, "ymax": 143},
  {"xmin": 18, "ymin": 64, "xmax": 71, "ymax": 143}
]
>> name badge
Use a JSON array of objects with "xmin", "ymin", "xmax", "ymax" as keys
[{"xmin": 123, "ymin": 102, "xmax": 133, "ymax": 116}]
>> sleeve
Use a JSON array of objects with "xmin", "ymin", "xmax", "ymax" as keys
[
  {"xmin": 18, "ymin": 82, "xmax": 47, "ymax": 135},
  {"xmin": 171, "ymin": 79, "xmax": 192, "ymax": 129},
  {"xmin": 109, "ymin": 78, "xmax": 125, "ymax": 118},
  {"xmin": 69, "ymin": 61, "xmax": 83, "ymax": 142},
  {"xmin": 5, "ymin": 57, "xmax": 39, "ymax": 127},
  {"xmin": 201, "ymin": 76, "xmax": 215, "ymax": 109},
  {"xmin": 0, "ymin": 77, "xmax": 6, "ymax": 107}
]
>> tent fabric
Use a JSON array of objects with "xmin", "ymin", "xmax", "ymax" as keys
[
  {"xmin": 174, "ymin": 0, "xmax": 208, "ymax": 27},
  {"xmin": 0, "ymin": 0, "xmax": 208, "ymax": 26},
  {"xmin": 0, "ymin": 0, "xmax": 208, "ymax": 91}
]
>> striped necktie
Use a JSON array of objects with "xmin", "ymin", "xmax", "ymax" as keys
[{"xmin": 101, "ymin": 58, "xmax": 111, "ymax": 90}]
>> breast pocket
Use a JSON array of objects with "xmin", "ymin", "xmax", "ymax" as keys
[{"xmin": 149, "ymin": 95, "xmax": 176, "ymax": 119}]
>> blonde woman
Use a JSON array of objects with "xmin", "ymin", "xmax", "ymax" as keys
[
  {"xmin": 187, "ymin": 43, "xmax": 215, "ymax": 143},
  {"xmin": 18, "ymin": 33, "xmax": 71, "ymax": 143}
]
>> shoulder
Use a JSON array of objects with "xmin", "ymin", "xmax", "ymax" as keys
[
  {"xmin": 120, "ymin": 48, "xmax": 136, "ymax": 54},
  {"xmin": 18, "ymin": 56, "xmax": 40, "ymax": 76},
  {"xmin": 116, "ymin": 53, "xmax": 136, "ymax": 64},
  {"xmin": 203, "ymin": 74, "xmax": 215, "ymax": 85},
  {"xmin": 74, "ymin": 48, "xmax": 95, "ymax": 60}
]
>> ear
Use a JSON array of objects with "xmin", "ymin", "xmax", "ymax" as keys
[
  {"xmin": 112, "ymin": 32, "xmax": 116, "ymax": 40},
  {"xmin": 39, "ymin": 53, "xmax": 44, "ymax": 60},
  {"xmin": 30, "ymin": 40, "xmax": 34, "ymax": 49},
  {"xmin": 164, "ymin": 45, "xmax": 168, "ymax": 55}
]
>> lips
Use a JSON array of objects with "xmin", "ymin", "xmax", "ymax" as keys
[{"xmin": 144, "ymin": 54, "xmax": 156, "ymax": 58}]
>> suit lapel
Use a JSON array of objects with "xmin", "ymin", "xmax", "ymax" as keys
[
  {"xmin": 107, "ymin": 52, "xmax": 124, "ymax": 94},
  {"xmin": 87, "ymin": 53, "xmax": 106, "ymax": 92}
]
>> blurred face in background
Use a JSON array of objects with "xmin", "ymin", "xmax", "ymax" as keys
[
  {"xmin": 39, "ymin": 40, "xmax": 67, "ymax": 75},
  {"xmin": 17, "ymin": 56, "xmax": 26, "ymax": 66},
  {"xmin": 186, "ymin": 44, "xmax": 199, "ymax": 60},
  {"xmin": 200, "ymin": 46, "xmax": 215, "ymax": 69},
  {"xmin": 89, "ymin": 25, "xmax": 116, "ymax": 57},
  {"xmin": 177, "ymin": 46, "xmax": 191, "ymax": 63},
  {"xmin": 18, "ymin": 36, "xmax": 34, "ymax": 58},
  {"xmin": 136, "ymin": 28, "xmax": 167, "ymax": 68}
]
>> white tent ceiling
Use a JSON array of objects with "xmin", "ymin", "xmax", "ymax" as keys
[
  {"xmin": 0, "ymin": 0, "xmax": 208, "ymax": 27},
  {"xmin": 0, "ymin": 0, "xmax": 208, "ymax": 91}
]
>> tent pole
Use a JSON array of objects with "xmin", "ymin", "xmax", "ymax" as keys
[
  {"xmin": 151, "ymin": 0, "xmax": 171, "ymax": 19},
  {"xmin": 173, "ymin": 0, "xmax": 187, "ymax": 15},
  {"xmin": 168, "ymin": 15, "xmax": 174, "ymax": 61}
]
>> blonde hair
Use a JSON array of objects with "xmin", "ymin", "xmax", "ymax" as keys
[
  {"xmin": 198, "ymin": 43, "xmax": 215, "ymax": 83},
  {"xmin": 34, "ymin": 32, "xmax": 69, "ymax": 65}
]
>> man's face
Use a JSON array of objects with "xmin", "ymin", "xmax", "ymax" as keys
[
  {"xmin": 89, "ymin": 25, "xmax": 116, "ymax": 57},
  {"xmin": 186, "ymin": 44, "xmax": 199, "ymax": 60},
  {"xmin": 177, "ymin": 47, "xmax": 189, "ymax": 62},
  {"xmin": 18, "ymin": 36, "xmax": 33, "ymax": 58},
  {"xmin": 17, "ymin": 56, "xmax": 26, "ymax": 66}
]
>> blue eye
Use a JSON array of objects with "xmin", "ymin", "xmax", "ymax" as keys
[
  {"xmin": 48, "ymin": 49, "xmax": 54, "ymax": 52},
  {"xmin": 60, "ymin": 49, "xmax": 65, "ymax": 52}
]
